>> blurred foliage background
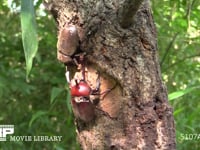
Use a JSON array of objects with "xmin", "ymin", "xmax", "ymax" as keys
[
  {"xmin": 0, "ymin": 0, "xmax": 199, "ymax": 149},
  {"xmin": 152, "ymin": 0, "xmax": 200, "ymax": 149}
]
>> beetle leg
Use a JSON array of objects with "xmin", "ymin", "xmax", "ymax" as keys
[
  {"xmin": 73, "ymin": 57, "xmax": 79, "ymax": 67},
  {"xmin": 95, "ymin": 106, "xmax": 116, "ymax": 120},
  {"xmin": 91, "ymin": 72, "xmax": 118, "ymax": 97},
  {"xmin": 79, "ymin": 54, "xmax": 86, "ymax": 81},
  {"xmin": 91, "ymin": 71, "xmax": 100, "ymax": 95},
  {"xmin": 100, "ymin": 83, "xmax": 117, "ymax": 99},
  {"xmin": 73, "ymin": 53, "xmax": 86, "ymax": 81}
]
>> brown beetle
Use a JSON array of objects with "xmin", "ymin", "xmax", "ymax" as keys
[{"xmin": 57, "ymin": 24, "xmax": 79, "ymax": 64}]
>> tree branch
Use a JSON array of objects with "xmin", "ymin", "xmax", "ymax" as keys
[
  {"xmin": 185, "ymin": 0, "xmax": 196, "ymax": 30},
  {"xmin": 118, "ymin": 0, "xmax": 144, "ymax": 28}
]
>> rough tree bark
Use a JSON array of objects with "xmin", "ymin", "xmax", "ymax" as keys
[{"xmin": 45, "ymin": 0, "xmax": 176, "ymax": 149}]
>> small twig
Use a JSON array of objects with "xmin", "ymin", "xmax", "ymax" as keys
[
  {"xmin": 118, "ymin": 0, "xmax": 144, "ymax": 28},
  {"xmin": 162, "ymin": 53, "xmax": 200, "ymax": 72},
  {"xmin": 160, "ymin": 32, "xmax": 179, "ymax": 67},
  {"xmin": 185, "ymin": 0, "xmax": 196, "ymax": 31}
]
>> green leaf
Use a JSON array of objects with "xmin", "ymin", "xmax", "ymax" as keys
[
  {"xmin": 29, "ymin": 111, "xmax": 48, "ymax": 127},
  {"xmin": 50, "ymin": 87, "xmax": 64, "ymax": 104},
  {"xmin": 20, "ymin": 0, "xmax": 38, "ymax": 78},
  {"xmin": 168, "ymin": 86, "xmax": 200, "ymax": 101},
  {"xmin": 173, "ymin": 107, "xmax": 184, "ymax": 116}
]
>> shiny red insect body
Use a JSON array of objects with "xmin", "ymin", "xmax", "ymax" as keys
[
  {"xmin": 69, "ymin": 79, "xmax": 98, "ymax": 122},
  {"xmin": 70, "ymin": 80, "xmax": 91, "ymax": 97},
  {"xmin": 65, "ymin": 54, "xmax": 100, "ymax": 122}
]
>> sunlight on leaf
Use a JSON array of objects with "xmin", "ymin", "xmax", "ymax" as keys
[
  {"xmin": 169, "ymin": 86, "xmax": 200, "ymax": 101},
  {"xmin": 173, "ymin": 107, "xmax": 184, "ymax": 116},
  {"xmin": 21, "ymin": 0, "xmax": 38, "ymax": 78}
]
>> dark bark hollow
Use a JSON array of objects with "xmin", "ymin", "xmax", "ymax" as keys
[{"xmin": 45, "ymin": 0, "xmax": 176, "ymax": 149}]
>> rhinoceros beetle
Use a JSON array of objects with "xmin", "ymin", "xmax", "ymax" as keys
[{"xmin": 65, "ymin": 55, "xmax": 103, "ymax": 122}]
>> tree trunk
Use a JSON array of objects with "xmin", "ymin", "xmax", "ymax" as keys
[{"xmin": 45, "ymin": 0, "xmax": 176, "ymax": 149}]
